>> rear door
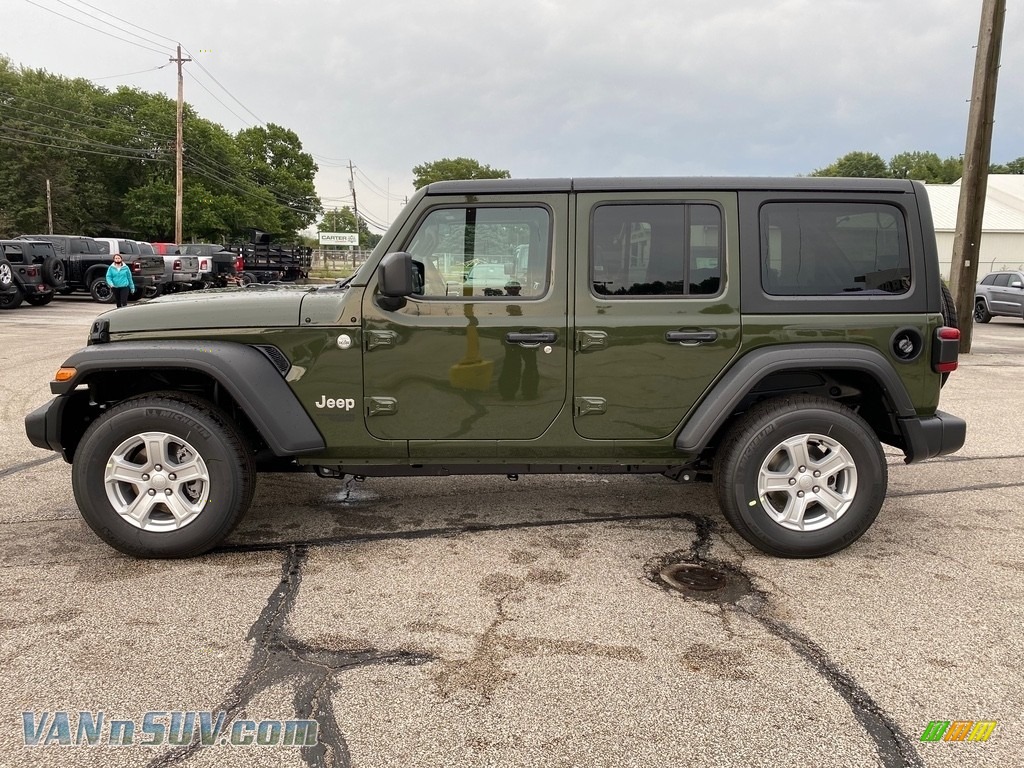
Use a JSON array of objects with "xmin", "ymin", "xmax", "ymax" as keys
[{"xmin": 572, "ymin": 191, "xmax": 742, "ymax": 440}]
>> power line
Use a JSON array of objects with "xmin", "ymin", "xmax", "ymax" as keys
[
  {"xmin": 91, "ymin": 64, "xmax": 170, "ymax": 81},
  {"xmin": 0, "ymin": 123, "xmax": 162, "ymax": 156},
  {"xmin": 66, "ymin": 0, "xmax": 180, "ymax": 46},
  {"xmin": 53, "ymin": 0, "xmax": 171, "ymax": 51},
  {"xmin": 181, "ymin": 46, "xmax": 265, "ymax": 125},
  {"xmin": 0, "ymin": 131, "xmax": 170, "ymax": 162},
  {"xmin": 184, "ymin": 71, "xmax": 252, "ymax": 127},
  {"xmin": 22, "ymin": 0, "xmax": 171, "ymax": 56}
]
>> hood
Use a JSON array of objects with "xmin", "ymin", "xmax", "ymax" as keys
[{"xmin": 106, "ymin": 286, "xmax": 311, "ymax": 333}]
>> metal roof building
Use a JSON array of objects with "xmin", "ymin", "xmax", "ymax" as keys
[{"xmin": 924, "ymin": 175, "xmax": 1024, "ymax": 280}]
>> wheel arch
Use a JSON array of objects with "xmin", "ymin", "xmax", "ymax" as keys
[
  {"xmin": 676, "ymin": 344, "xmax": 918, "ymax": 458},
  {"xmin": 48, "ymin": 341, "xmax": 325, "ymax": 463}
]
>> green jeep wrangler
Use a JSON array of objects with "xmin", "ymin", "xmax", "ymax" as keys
[{"xmin": 25, "ymin": 177, "xmax": 965, "ymax": 559}]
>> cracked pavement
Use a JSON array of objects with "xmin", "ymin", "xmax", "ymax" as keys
[{"xmin": 1, "ymin": 298, "xmax": 1022, "ymax": 767}]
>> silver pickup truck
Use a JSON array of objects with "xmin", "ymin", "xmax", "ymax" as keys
[
  {"xmin": 974, "ymin": 270, "xmax": 1024, "ymax": 323},
  {"xmin": 138, "ymin": 241, "xmax": 201, "ymax": 293}
]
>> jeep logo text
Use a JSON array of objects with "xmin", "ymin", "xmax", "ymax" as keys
[{"xmin": 315, "ymin": 395, "xmax": 356, "ymax": 410}]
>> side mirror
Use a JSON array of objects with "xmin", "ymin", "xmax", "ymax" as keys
[
  {"xmin": 1010, "ymin": 280, "xmax": 1023, "ymax": 289},
  {"xmin": 379, "ymin": 251, "xmax": 414, "ymax": 297},
  {"xmin": 377, "ymin": 251, "xmax": 414, "ymax": 311}
]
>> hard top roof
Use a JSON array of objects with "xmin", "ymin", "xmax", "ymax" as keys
[{"xmin": 424, "ymin": 177, "xmax": 918, "ymax": 195}]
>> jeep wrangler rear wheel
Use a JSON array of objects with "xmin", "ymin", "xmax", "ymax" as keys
[
  {"xmin": 713, "ymin": 395, "xmax": 886, "ymax": 558},
  {"xmin": 72, "ymin": 394, "xmax": 255, "ymax": 558},
  {"xmin": 0, "ymin": 289, "xmax": 24, "ymax": 310}
]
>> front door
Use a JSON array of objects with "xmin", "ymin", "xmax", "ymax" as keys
[
  {"xmin": 572, "ymin": 192, "xmax": 742, "ymax": 441},
  {"xmin": 361, "ymin": 195, "xmax": 569, "ymax": 444}
]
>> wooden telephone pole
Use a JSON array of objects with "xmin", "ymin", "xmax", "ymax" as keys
[
  {"xmin": 348, "ymin": 160, "xmax": 360, "ymax": 248},
  {"xmin": 949, "ymin": 0, "xmax": 1005, "ymax": 353},
  {"xmin": 170, "ymin": 45, "xmax": 191, "ymax": 244}
]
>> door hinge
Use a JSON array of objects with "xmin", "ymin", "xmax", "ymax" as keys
[
  {"xmin": 576, "ymin": 330, "xmax": 608, "ymax": 351},
  {"xmin": 574, "ymin": 396, "xmax": 607, "ymax": 416},
  {"xmin": 366, "ymin": 330, "xmax": 398, "ymax": 351},
  {"xmin": 366, "ymin": 397, "xmax": 398, "ymax": 416}
]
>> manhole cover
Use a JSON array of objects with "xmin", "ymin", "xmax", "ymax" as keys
[{"xmin": 659, "ymin": 563, "xmax": 725, "ymax": 592}]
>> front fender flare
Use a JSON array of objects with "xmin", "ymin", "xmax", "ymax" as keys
[{"xmin": 52, "ymin": 340, "xmax": 325, "ymax": 456}]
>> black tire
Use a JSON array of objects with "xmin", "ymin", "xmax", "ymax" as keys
[
  {"xmin": 42, "ymin": 255, "xmax": 66, "ymax": 288},
  {"xmin": 143, "ymin": 284, "xmax": 162, "ymax": 299},
  {"xmin": 72, "ymin": 393, "xmax": 255, "ymax": 558},
  {"xmin": 973, "ymin": 299, "xmax": 992, "ymax": 324},
  {"xmin": 25, "ymin": 293, "xmax": 55, "ymax": 306},
  {"xmin": 0, "ymin": 288, "xmax": 24, "ymax": 310},
  {"xmin": 0, "ymin": 258, "xmax": 14, "ymax": 291},
  {"xmin": 240, "ymin": 272, "xmax": 257, "ymax": 286},
  {"xmin": 713, "ymin": 395, "xmax": 887, "ymax": 558},
  {"xmin": 89, "ymin": 277, "xmax": 114, "ymax": 303},
  {"xmin": 938, "ymin": 283, "xmax": 959, "ymax": 387},
  {"xmin": 939, "ymin": 282, "xmax": 958, "ymax": 329}
]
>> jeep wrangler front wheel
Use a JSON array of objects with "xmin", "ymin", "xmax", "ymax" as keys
[
  {"xmin": 713, "ymin": 395, "xmax": 886, "ymax": 558},
  {"xmin": 72, "ymin": 394, "xmax": 255, "ymax": 557}
]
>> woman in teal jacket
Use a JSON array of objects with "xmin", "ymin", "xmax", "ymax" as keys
[{"xmin": 106, "ymin": 255, "xmax": 135, "ymax": 307}]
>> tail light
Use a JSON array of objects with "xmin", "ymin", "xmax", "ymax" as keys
[
  {"xmin": 234, "ymin": 256, "xmax": 244, "ymax": 273},
  {"xmin": 200, "ymin": 259, "xmax": 209, "ymax": 270},
  {"xmin": 131, "ymin": 261, "xmax": 142, "ymax": 273},
  {"xmin": 173, "ymin": 259, "xmax": 182, "ymax": 271},
  {"xmin": 23, "ymin": 267, "xmax": 38, "ymax": 277},
  {"xmin": 932, "ymin": 326, "xmax": 960, "ymax": 374}
]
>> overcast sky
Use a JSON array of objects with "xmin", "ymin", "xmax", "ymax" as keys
[{"xmin": 5, "ymin": 0, "xmax": 1023, "ymax": 232}]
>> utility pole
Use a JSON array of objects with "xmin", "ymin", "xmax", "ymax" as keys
[
  {"xmin": 348, "ymin": 160, "xmax": 359, "ymax": 248},
  {"xmin": 45, "ymin": 179, "xmax": 53, "ymax": 234},
  {"xmin": 170, "ymin": 44, "xmax": 191, "ymax": 244},
  {"xmin": 949, "ymin": 0, "xmax": 1005, "ymax": 353}
]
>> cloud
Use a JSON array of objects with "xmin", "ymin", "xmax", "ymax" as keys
[{"xmin": 4, "ymin": 0, "xmax": 1022, "ymax": 228}]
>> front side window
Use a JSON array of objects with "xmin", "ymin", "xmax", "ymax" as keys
[
  {"xmin": 404, "ymin": 206, "xmax": 550, "ymax": 299},
  {"xmin": 760, "ymin": 202, "xmax": 911, "ymax": 295},
  {"xmin": 590, "ymin": 203, "xmax": 722, "ymax": 297}
]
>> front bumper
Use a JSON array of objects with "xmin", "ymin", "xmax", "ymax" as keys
[
  {"xmin": 25, "ymin": 397, "xmax": 67, "ymax": 459},
  {"xmin": 899, "ymin": 410, "xmax": 967, "ymax": 464}
]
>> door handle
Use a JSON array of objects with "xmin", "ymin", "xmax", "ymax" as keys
[
  {"xmin": 506, "ymin": 331, "xmax": 557, "ymax": 347},
  {"xmin": 665, "ymin": 330, "xmax": 718, "ymax": 345}
]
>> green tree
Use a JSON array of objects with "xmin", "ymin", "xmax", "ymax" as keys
[
  {"xmin": 990, "ymin": 156, "xmax": 1024, "ymax": 174},
  {"xmin": 412, "ymin": 157, "xmax": 510, "ymax": 189},
  {"xmin": 236, "ymin": 124, "xmax": 322, "ymax": 236},
  {"xmin": 889, "ymin": 151, "xmax": 962, "ymax": 183},
  {"xmin": 811, "ymin": 151, "xmax": 889, "ymax": 178}
]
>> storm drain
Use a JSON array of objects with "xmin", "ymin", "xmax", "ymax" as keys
[
  {"xmin": 648, "ymin": 556, "xmax": 760, "ymax": 607},
  {"xmin": 659, "ymin": 563, "xmax": 725, "ymax": 592}
]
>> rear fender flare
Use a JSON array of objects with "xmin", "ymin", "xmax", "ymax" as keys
[{"xmin": 675, "ymin": 344, "xmax": 917, "ymax": 454}]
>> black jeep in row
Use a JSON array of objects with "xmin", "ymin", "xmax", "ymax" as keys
[{"xmin": 0, "ymin": 239, "xmax": 66, "ymax": 309}]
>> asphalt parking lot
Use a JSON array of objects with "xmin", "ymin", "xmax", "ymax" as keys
[{"xmin": 1, "ymin": 297, "xmax": 1021, "ymax": 768}]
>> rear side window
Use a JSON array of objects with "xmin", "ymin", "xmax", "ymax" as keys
[
  {"xmin": 980, "ymin": 274, "xmax": 996, "ymax": 285},
  {"xmin": 2, "ymin": 243, "xmax": 25, "ymax": 263},
  {"xmin": 993, "ymin": 273, "xmax": 1010, "ymax": 287},
  {"xmin": 590, "ymin": 203, "xmax": 723, "ymax": 297},
  {"xmin": 760, "ymin": 202, "xmax": 910, "ymax": 295}
]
